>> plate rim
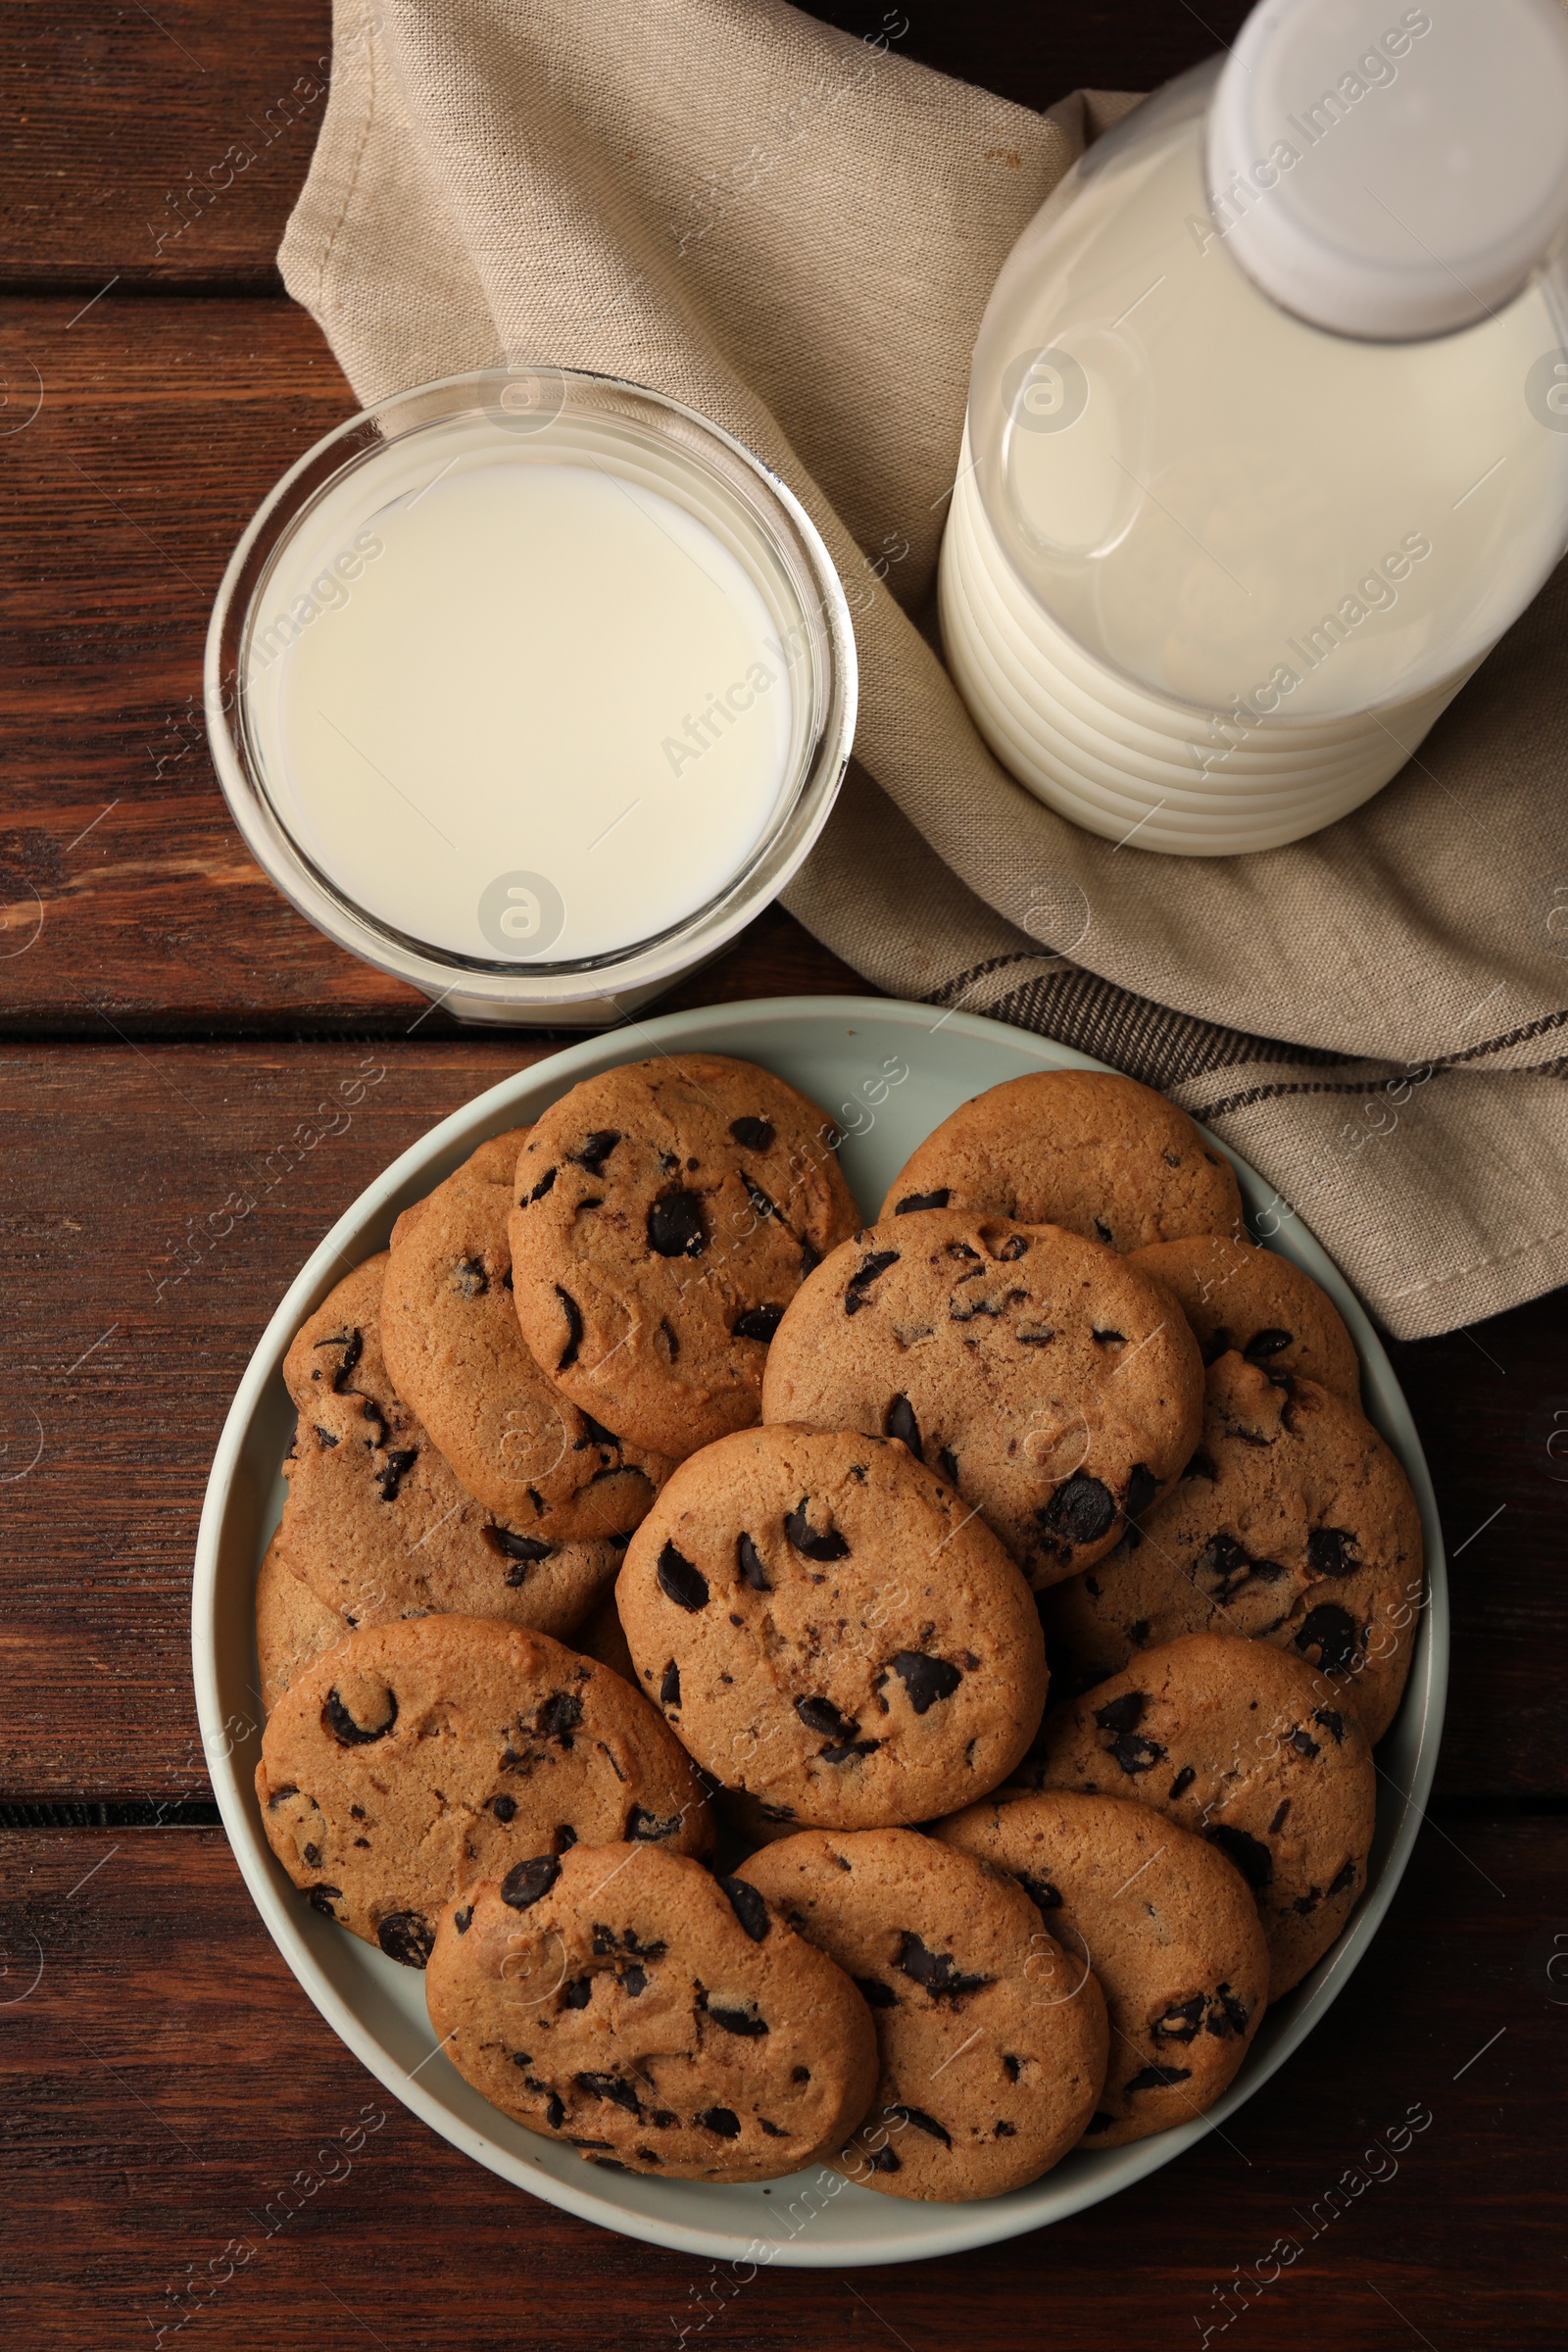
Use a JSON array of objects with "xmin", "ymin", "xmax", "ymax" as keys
[{"xmin": 192, "ymin": 992, "xmax": 1448, "ymax": 2268}]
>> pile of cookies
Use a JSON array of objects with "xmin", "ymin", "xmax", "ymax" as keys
[{"xmin": 254, "ymin": 1053, "xmax": 1420, "ymax": 2204}]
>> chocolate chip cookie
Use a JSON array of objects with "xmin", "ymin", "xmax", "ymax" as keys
[
  {"xmin": 880, "ymin": 1070, "xmax": 1244, "ymax": 1252},
  {"xmin": 509, "ymin": 1055, "xmax": 860, "ymax": 1460},
  {"xmin": 617, "ymin": 1425, "xmax": 1046, "ymax": 1829},
  {"xmin": 1042, "ymin": 1352, "xmax": 1423, "ymax": 1742},
  {"xmin": 281, "ymin": 1255, "xmax": 624, "ymax": 1641},
  {"xmin": 761, "ymin": 1209, "xmax": 1203, "ymax": 1589},
  {"xmin": 738, "ymin": 1828, "xmax": 1107, "ymax": 2199},
  {"xmin": 936, "ymin": 1788, "xmax": 1269, "ymax": 2148},
  {"xmin": 1029, "ymin": 1632, "xmax": 1375, "ymax": 1996},
  {"xmin": 255, "ymin": 1615, "xmax": 710, "ymax": 1967},
  {"xmin": 1131, "ymin": 1234, "xmax": 1360, "ymax": 1404},
  {"xmin": 381, "ymin": 1130, "xmax": 673, "ymax": 1535},
  {"xmin": 423, "ymin": 1841, "xmax": 878, "ymax": 2181},
  {"xmin": 255, "ymin": 1530, "xmax": 347, "ymax": 1714}
]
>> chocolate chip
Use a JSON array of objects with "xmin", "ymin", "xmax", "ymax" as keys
[
  {"xmin": 659, "ymin": 1660, "xmax": 681, "ymax": 1708},
  {"xmin": 867, "ymin": 2142, "xmax": 902, "ymax": 2172},
  {"xmin": 577, "ymin": 2071, "xmax": 641, "ymax": 2114},
  {"xmin": 1153, "ymin": 1995, "xmax": 1205, "ymax": 2042},
  {"xmin": 854, "ymin": 1975, "xmax": 897, "ymax": 2008},
  {"xmin": 732, "ymin": 1305, "xmax": 784, "ymax": 1342},
  {"xmin": 1244, "ymin": 1327, "xmax": 1293, "ymax": 1361},
  {"xmin": 652, "ymin": 2108, "xmax": 677, "ymax": 2127},
  {"xmin": 1092, "ymin": 1328, "xmax": 1126, "ymax": 1347},
  {"xmin": 1204, "ymin": 1824, "xmax": 1273, "ymax": 1890},
  {"xmin": 743, "ymin": 1177, "xmax": 778, "ymax": 1224},
  {"xmin": 1016, "ymin": 1323, "xmax": 1055, "ymax": 1346},
  {"xmin": 625, "ymin": 1805, "xmax": 684, "ymax": 1842},
  {"xmin": 884, "ymin": 1394, "xmax": 922, "ymax": 1459},
  {"xmin": 375, "ymin": 1447, "xmax": 417, "ymax": 1503},
  {"xmin": 821, "ymin": 1737, "xmax": 882, "ymax": 1764},
  {"xmin": 648, "ymin": 1190, "xmax": 705, "ymax": 1257},
  {"xmin": 302, "ymin": 1842, "xmax": 320, "ymax": 1867},
  {"xmin": 1123, "ymin": 1462, "xmax": 1159, "ymax": 1520},
  {"xmin": 620, "ymin": 1965, "xmax": 648, "ymax": 1997},
  {"xmin": 758, "ymin": 2119, "xmax": 787, "ymax": 2137},
  {"xmin": 1169, "ymin": 1764, "xmax": 1197, "ymax": 1799},
  {"xmin": 268, "ymin": 1786, "xmax": 299, "ymax": 1809},
  {"xmin": 894, "ymin": 1188, "xmax": 950, "ymax": 1214},
  {"xmin": 1207, "ymin": 1983, "xmax": 1250, "ymax": 2037},
  {"xmin": 1196, "ymin": 1531, "xmax": 1256, "ymax": 1603},
  {"xmin": 1327, "ymin": 1858, "xmax": 1357, "ymax": 1896},
  {"xmin": 536, "ymin": 1691, "xmax": 583, "ymax": 1745},
  {"xmin": 657, "ymin": 1543, "xmax": 710, "ymax": 1611},
  {"xmin": 501, "ymin": 1854, "xmax": 561, "ymax": 1910},
  {"xmin": 730, "ymin": 1116, "xmax": 774, "ymax": 1150},
  {"xmin": 695, "ymin": 2107, "xmax": 740, "ymax": 2137},
  {"xmin": 1109, "ymin": 1731, "xmax": 1166, "ymax": 1774},
  {"xmin": 1038, "ymin": 1472, "xmax": 1117, "ymax": 1548},
  {"xmin": 554, "ymin": 1285, "xmax": 583, "ymax": 1370},
  {"xmin": 313, "ymin": 1425, "xmax": 340, "ymax": 1447},
  {"xmin": 1003, "ymin": 2054, "xmax": 1022, "ymax": 2082},
  {"xmin": 888, "ymin": 2104, "xmax": 950, "ymax": 2146},
  {"xmin": 845, "ymin": 1249, "xmax": 899, "ymax": 1314},
  {"xmin": 890, "ymin": 1650, "xmax": 961, "ymax": 1714},
  {"xmin": 796, "ymin": 1694, "xmax": 856, "ymax": 1740},
  {"xmin": 783, "ymin": 1502, "xmax": 849, "ymax": 1561},
  {"xmin": 895, "ymin": 1931, "xmax": 990, "ymax": 1998},
  {"xmin": 1125, "ymin": 2064, "xmax": 1193, "ymax": 2092},
  {"xmin": 486, "ymin": 1527, "xmax": 556, "ymax": 1586},
  {"xmin": 453, "ymin": 1255, "xmax": 488, "ymax": 1298},
  {"xmin": 1290, "ymin": 1728, "xmax": 1321, "ymax": 1758},
  {"xmin": 570, "ymin": 1130, "xmax": 622, "ymax": 1175},
  {"xmin": 329, "ymin": 1329, "xmax": 364, "ymax": 1392},
  {"xmin": 736, "ymin": 1533, "xmax": 771, "ymax": 1592},
  {"xmin": 1016, "ymin": 1870, "xmax": 1063, "ymax": 1912},
  {"xmin": 306, "ymin": 1886, "xmax": 342, "ymax": 1916},
  {"xmin": 717, "ymin": 1876, "xmax": 770, "ymax": 1942},
  {"xmin": 937, "ymin": 1446, "xmax": 959, "ymax": 1485},
  {"xmin": 376, "ymin": 1911, "xmax": 434, "ymax": 1968},
  {"xmin": 321, "ymin": 1686, "xmax": 398, "ymax": 1746},
  {"xmin": 555, "ymin": 1972, "xmax": 591, "ymax": 2010},
  {"xmin": 1269, "ymin": 1799, "xmax": 1292, "ymax": 1835},
  {"xmin": 993, "ymin": 2121, "xmax": 1017, "ymax": 2137},
  {"xmin": 710, "ymin": 2005, "xmax": 768, "ymax": 2037},
  {"xmin": 1313, "ymin": 1706, "xmax": 1347, "ymax": 1742},
  {"xmin": 1307, "ymin": 1526, "xmax": 1359, "ymax": 1577},
  {"xmin": 1295, "ymin": 1603, "xmax": 1361, "ymax": 1675},
  {"xmin": 526, "ymin": 1166, "xmax": 558, "ymax": 1203},
  {"xmin": 488, "ymin": 1793, "xmax": 518, "ymax": 1823},
  {"xmin": 1094, "ymin": 1691, "xmax": 1149, "ymax": 1735}
]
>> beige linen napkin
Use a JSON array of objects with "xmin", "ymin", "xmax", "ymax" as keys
[{"xmin": 280, "ymin": 0, "xmax": 1568, "ymax": 1338}]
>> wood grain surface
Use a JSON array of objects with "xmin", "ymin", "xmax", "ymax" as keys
[{"xmin": 1, "ymin": 0, "xmax": 1560, "ymax": 2341}]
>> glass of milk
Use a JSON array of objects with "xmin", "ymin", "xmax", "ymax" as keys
[
  {"xmin": 943, "ymin": 0, "xmax": 1568, "ymax": 856},
  {"xmin": 207, "ymin": 368, "xmax": 857, "ymax": 1021}
]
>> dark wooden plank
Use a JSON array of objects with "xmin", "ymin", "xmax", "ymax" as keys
[
  {"xmin": 0, "ymin": 1041, "xmax": 1558, "ymax": 1799},
  {"xmin": 0, "ymin": 294, "xmax": 860, "ymax": 1034},
  {"xmin": 0, "ymin": 1812, "xmax": 1558, "ymax": 2343},
  {"xmin": 0, "ymin": 1, "xmax": 332, "ymax": 287},
  {"xmin": 0, "ymin": 3, "xmax": 1250, "ymax": 286}
]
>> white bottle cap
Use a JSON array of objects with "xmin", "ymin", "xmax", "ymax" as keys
[{"xmin": 1206, "ymin": 0, "xmax": 1568, "ymax": 338}]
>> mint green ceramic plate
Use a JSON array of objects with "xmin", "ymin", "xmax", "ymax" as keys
[{"xmin": 194, "ymin": 996, "xmax": 1446, "ymax": 2268}]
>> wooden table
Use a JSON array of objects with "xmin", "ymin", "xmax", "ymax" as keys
[{"xmin": 2, "ymin": 6, "xmax": 1561, "ymax": 2343}]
